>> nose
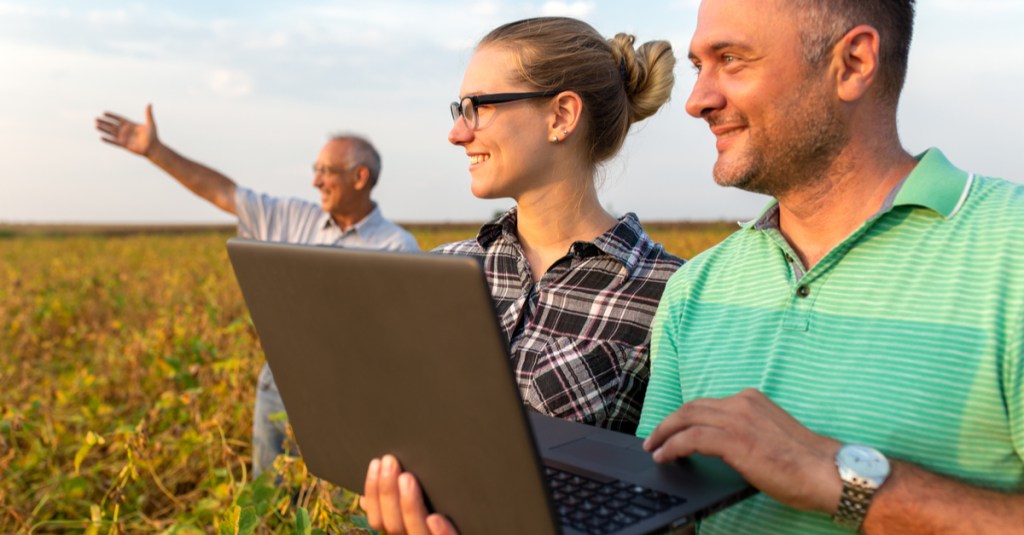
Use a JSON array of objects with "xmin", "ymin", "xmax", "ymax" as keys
[
  {"xmin": 685, "ymin": 69, "xmax": 726, "ymax": 119},
  {"xmin": 448, "ymin": 117, "xmax": 473, "ymax": 146},
  {"xmin": 312, "ymin": 170, "xmax": 323, "ymax": 188}
]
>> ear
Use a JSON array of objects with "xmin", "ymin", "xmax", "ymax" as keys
[
  {"xmin": 547, "ymin": 91, "xmax": 584, "ymax": 142},
  {"xmin": 833, "ymin": 24, "xmax": 881, "ymax": 103},
  {"xmin": 353, "ymin": 166, "xmax": 372, "ymax": 191}
]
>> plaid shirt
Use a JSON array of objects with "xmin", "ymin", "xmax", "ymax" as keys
[{"xmin": 435, "ymin": 209, "xmax": 683, "ymax": 433}]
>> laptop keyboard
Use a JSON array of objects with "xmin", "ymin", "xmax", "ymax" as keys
[{"xmin": 545, "ymin": 465, "xmax": 686, "ymax": 534}]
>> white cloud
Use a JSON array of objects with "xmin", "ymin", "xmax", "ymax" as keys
[
  {"xmin": 935, "ymin": 0, "xmax": 1024, "ymax": 12},
  {"xmin": 106, "ymin": 40, "xmax": 164, "ymax": 56},
  {"xmin": 540, "ymin": 1, "xmax": 596, "ymax": 18},
  {"xmin": 208, "ymin": 69, "xmax": 254, "ymax": 98},
  {"xmin": 472, "ymin": 0, "xmax": 503, "ymax": 18},
  {"xmin": 0, "ymin": 2, "xmax": 30, "ymax": 15},
  {"xmin": 441, "ymin": 37, "xmax": 478, "ymax": 52},
  {"xmin": 85, "ymin": 8, "xmax": 129, "ymax": 24},
  {"xmin": 241, "ymin": 31, "xmax": 290, "ymax": 50}
]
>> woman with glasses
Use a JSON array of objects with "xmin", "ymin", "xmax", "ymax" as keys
[{"xmin": 362, "ymin": 16, "xmax": 681, "ymax": 534}]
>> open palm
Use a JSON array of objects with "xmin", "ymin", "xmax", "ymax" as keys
[{"xmin": 96, "ymin": 104, "xmax": 158, "ymax": 156}]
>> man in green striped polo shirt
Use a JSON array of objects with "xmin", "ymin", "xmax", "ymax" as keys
[{"xmin": 639, "ymin": 0, "xmax": 1023, "ymax": 534}]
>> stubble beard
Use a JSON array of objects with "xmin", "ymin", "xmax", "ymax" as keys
[{"xmin": 712, "ymin": 76, "xmax": 848, "ymax": 198}]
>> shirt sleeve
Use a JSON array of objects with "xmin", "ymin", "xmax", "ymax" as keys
[
  {"xmin": 234, "ymin": 187, "xmax": 275, "ymax": 240},
  {"xmin": 636, "ymin": 273, "xmax": 687, "ymax": 439},
  {"xmin": 234, "ymin": 187, "xmax": 322, "ymax": 242},
  {"xmin": 388, "ymin": 229, "xmax": 421, "ymax": 253}
]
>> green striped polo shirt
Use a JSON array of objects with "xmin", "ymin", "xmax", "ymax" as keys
[{"xmin": 638, "ymin": 148, "xmax": 1024, "ymax": 534}]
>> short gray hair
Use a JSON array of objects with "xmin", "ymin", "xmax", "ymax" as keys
[{"xmin": 330, "ymin": 134, "xmax": 382, "ymax": 187}]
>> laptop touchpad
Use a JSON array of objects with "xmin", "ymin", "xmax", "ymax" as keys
[{"xmin": 551, "ymin": 437, "xmax": 652, "ymax": 472}]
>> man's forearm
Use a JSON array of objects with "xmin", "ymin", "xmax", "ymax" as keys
[
  {"xmin": 146, "ymin": 142, "xmax": 238, "ymax": 215},
  {"xmin": 863, "ymin": 459, "xmax": 1024, "ymax": 534}
]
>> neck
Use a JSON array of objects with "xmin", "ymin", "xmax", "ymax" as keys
[
  {"xmin": 330, "ymin": 199, "xmax": 374, "ymax": 231},
  {"xmin": 514, "ymin": 176, "xmax": 616, "ymax": 281},
  {"xmin": 775, "ymin": 138, "xmax": 917, "ymax": 270}
]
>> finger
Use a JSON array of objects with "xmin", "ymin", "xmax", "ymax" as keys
[
  {"xmin": 361, "ymin": 458, "xmax": 383, "ymax": 529},
  {"xmin": 145, "ymin": 103, "xmax": 154, "ymax": 128},
  {"xmin": 95, "ymin": 119, "xmax": 120, "ymax": 135},
  {"xmin": 397, "ymin": 473, "xmax": 432, "ymax": 535},
  {"xmin": 101, "ymin": 112, "xmax": 130, "ymax": 123},
  {"xmin": 650, "ymin": 424, "xmax": 732, "ymax": 463},
  {"xmin": 426, "ymin": 514, "xmax": 459, "ymax": 535},
  {"xmin": 379, "ymin": 455, "xmax": 407, "ymax": 533},
  {"xmin": 643, "ymin": 398, "xmax": 732, "ymax": 452},
  {"xmin": 643, "ymin": 403, "xmax": 700, "ymax": 452},
  {"xmin": 99, "ymin": 136, "xmax": 125, "ymax": 147}
]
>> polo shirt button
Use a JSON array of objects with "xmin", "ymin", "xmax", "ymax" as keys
[{"xmin": 797, "ymin": 285, "xmax": 810, "ymax": 297}]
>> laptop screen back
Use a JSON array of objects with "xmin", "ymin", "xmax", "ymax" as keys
[{"xmin": 227, "ymin": 239, "xmax": 560, "ymax": 534}]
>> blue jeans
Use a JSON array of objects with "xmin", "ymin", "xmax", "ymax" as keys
[{"xmin": 252, "ymin": 362, "xmax": 291, "ymax": 477}]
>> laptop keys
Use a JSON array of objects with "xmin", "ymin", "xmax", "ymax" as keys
[{"xmin": 544, "ymin": 466, "xmax": 687, "ymax": 534}]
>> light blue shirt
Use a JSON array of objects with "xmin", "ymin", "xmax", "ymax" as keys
[{"xmin": 235, "ymin": 186, "xmax": 419, "ymax": 252}]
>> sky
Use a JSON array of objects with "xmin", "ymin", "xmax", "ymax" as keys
[{"xmin": 1, "ymin": 0, "xmax": 1022, "ymax": 224}]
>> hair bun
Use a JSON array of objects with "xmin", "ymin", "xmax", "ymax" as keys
[{"xmin": 609, "ymin": 33, "xmax": 675, "ymax": 123}]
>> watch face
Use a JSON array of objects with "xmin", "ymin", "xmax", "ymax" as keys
[{"xmin": 838, "ymin": 444, "xmax": 891, "ymax": 480}]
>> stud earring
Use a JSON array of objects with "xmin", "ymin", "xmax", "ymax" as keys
[
  {"xmin": 562, "ymin": 129, "xmax": 569, "ymax": 136},
  {"xmin": 551, "ymin": 135, "xmax": 559, "ymax": 143}
]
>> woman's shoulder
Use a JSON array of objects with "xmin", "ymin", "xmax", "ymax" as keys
[{"xmin": 432, "ymin": 238, "xmax": 485, "ymax": 257}]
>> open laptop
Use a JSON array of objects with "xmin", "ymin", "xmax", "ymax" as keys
[{"xmin": 226, "ymin": 238, "xmax": 755, "ymax": 535}]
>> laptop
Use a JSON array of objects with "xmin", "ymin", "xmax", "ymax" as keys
[{"xmin": 226, "ymin": 238, "xmax": 755, "ymax": 535}]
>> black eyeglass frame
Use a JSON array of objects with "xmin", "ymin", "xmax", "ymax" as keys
[{"xmin": 450, "ymin": 90, "xmax": 561, "ymax": 129}]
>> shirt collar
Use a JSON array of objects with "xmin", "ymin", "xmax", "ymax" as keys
[
  {"xmin": 320, "ymin": 202, "xmax": 384, "ymax": 237},
  {"xmin": 476, "ymin": 207, "xmax": 649, "ymax": 273},
  {"xmin": 740, "ymin": 148, "xmax": 972, "ymax": 231},
  {"xmin": 889, "ymin": 148, "xmax": 972, "ymax": 218},
  {"xmin": 475, "ymin": 207, "xmax": 517, "ymax": 247}
]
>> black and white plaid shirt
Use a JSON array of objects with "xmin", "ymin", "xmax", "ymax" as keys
[{"xmin": 435, "ymin": 209, "xmax": 683, "ymax": 434}]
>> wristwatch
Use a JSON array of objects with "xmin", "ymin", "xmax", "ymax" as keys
[{"xmin": 833, "ymin": 444, "xmax": 890, "ymax": 531}]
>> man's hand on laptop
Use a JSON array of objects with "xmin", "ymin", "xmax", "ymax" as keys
[
  {"xmin": 642, "ymin": 388, "xmax": 843, "ymax": 514},
  {"xmin": 361, "ymin": 454, "xmax": 459, "ymax": 535}
]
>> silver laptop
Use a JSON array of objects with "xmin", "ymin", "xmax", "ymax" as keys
[{"xmin": 226, "ymin": 238, "xmax": 755, "ymax": 535}]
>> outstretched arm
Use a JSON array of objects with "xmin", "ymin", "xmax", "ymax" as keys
[
  {"xmin": 642, "ymin": 389, "xmax": 1024, "ymax": 534},
  {"xmin": 95, "ymin": 104, "xmax": 238, "ymax": 215}
]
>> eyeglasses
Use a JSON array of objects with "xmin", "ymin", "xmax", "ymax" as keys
[
  {"xmin": 312, "ymin": 163, "xmax": 359, "ymax": 176},
  {"xmin": 450, "ymin": 90, "xmax": 561, "ymax": 129}
]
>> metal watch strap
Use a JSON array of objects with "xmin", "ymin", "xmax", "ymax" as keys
[{"xmin": 833, "ymin": 477, "xmax": 876, "ymax": 531}]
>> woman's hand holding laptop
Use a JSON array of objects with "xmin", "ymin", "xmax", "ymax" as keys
[{"xmin": 362, "ymin": 454, "xmax": 458, "ymax": 535}]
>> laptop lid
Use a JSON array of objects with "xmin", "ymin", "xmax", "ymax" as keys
[
  {"xmin": 226, "ymin": 238, "xmax": 753, "ymax": 534},
  {"xmin": 228, "ymin": 238, "xmax": 559, "ymax": 533}
]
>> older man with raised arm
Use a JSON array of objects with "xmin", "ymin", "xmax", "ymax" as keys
[
  {"xmin": 96, "ymin": 105, "xmax": 419, "ymax": 477},
  {"xmin": 639, "ymin": 0, "xmax": 1023, "ymax": 533}
]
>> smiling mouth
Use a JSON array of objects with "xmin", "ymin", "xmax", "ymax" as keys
[
  {"xmin": 469, "ymin": 154, "xmax": 490, "ymax": 165},
  {"xmin": 710, "ymin": 124, "xmax": 745, "ymax": 138}
]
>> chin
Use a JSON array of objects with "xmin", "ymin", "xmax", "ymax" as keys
[
  {"xmin": 712, "ymin": 162, "xmax": 744, "ymax": 189},
  {"xmin": 469, "ymin": 178, "xmax": 501, "ymax": 200},
  {"xmin": 713, "ymin": 153, "xmax": 764, "ymax": 192}
]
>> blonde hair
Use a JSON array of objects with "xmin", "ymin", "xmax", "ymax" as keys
[{"xmin": 479, "ymin": 17, "xmax": 675, "ymax": 165}]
